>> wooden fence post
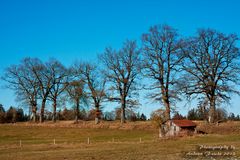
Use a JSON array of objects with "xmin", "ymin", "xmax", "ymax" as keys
[{"xmin": 87, "ymin": 137, "xmax": 90, "ymax": 144}]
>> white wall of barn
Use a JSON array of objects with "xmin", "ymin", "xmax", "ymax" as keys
[{"xmin": 166, "ymin": 121, "xmax": 181, "ymax": 136}]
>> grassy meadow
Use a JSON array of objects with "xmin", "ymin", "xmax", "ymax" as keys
[{"xmin": 0, "ymin": 121, "xmax": 239, "ymax": 160}]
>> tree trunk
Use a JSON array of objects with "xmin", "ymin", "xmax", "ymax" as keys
[
  {"xmin": 121, "ymin": 105, "xmax": 126, "ymax": 124},
  {"xmin": 120, "ymin": 97, "xmax": 126, "ymax": 124},
  {"xmin": 31, "ymin": 105, "xmax": 37, "ymax": 123},
  {"xmin": 95, "ymin": 117, "xmax": 99, "ymax": 124},
  {"xmin": 75, "ymin": 115, "xmax": 78, "ymax": 123},
  {"xmin": 159, "ymin": 125, "xmax": 165, "ymax": 138},
  {"xmin": 95, "ymin": 105, "xmax": 100, "ymax": 125},
  {"xmin": 40, "ymin": 99, "xmax": 46, "ymax": 123},
  {"xmin": 52, "ymin": 99, "xmax": 57, "ymax": 123},
  {"xmin": 208, "ymin": 97, "xmax": 216, "ymax": 123},
  {"xmin": 161, "ymin": 88, "xmax": 171, "ymax": 120},
  {"xmin": 75, "ymin": 99, "xmax": 80, "ymax": 123},
  {"xmin": 32, "ymin": 111, "xmax": 36, "ymax": 123},
  {"xmin": 121, "ymin": 108, "xmax": 126, "ymax": 124},
  {"xmin": 164, "ymin": 101, "xmax": 171, "ymax": 121}
]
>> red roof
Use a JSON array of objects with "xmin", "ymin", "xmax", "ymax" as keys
[{"xmin": 172, "ymin": 119, "xmax": 197, "ymax": 127}]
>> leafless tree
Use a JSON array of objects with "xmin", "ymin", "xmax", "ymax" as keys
[
  {"xmin": 48, "ymin": 59, "xmax": 69, "ymax": 122},
  {"xmin": 66, "ymin": 80, "xmax": 87, "ymax": 123},
  {"xmin": 2, "ymin": 58, "xmax": 39, "ymax": 122},
  {"xmin": 181, "ymin": 29, "xmax": 240, "ymax": 123},
  {"xmin": 99, "ymin": 40, "xmax": 141, "ymax": 123},
  {"xmin": 26, "ymin": 58, "xmax": 54, "ymax": 123},
  {"xmin": 80, "ymin": 63, "xmax": 107, "ymax": 124},
  {"xmin": 142, "ymin": 25, "xmax": 184, "ymax": 120}
]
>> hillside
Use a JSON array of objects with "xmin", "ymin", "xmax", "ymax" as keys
[{"xmin": 0, "ymin": 121, "xmax": 240, "ymax": 160}]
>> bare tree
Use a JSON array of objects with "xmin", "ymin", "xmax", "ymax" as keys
[
  {"xmin": 181, "ymin": 29, "xmax": 240, "ymax": 123},
  {"xmin": 48, "ymin": 59, "xmax": 69, "ymax": 122},
  {"xmin": 99, "ymin": 40, "xmax": 141, "ymax": 123},
  {"xmin": 142, "ymin": 25, "xmax": 183, "ymax": 120},
  {"xmin": 80, "ymin": 63, "xmax": 106, "ymax": 124},
  {"xmin": 66, "ymin": 80, "xmax": 87, "ymax": 123},
  {"xmin": 25, "ymin": 58, "xmax": 54, "ymax": 123},
  {"xmin": 2, "ymin": 58, "xmax": 39, "ymax": 122}
]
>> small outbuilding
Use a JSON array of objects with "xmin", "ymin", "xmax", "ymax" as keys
[{"xmin": 165, "ymin": 119, "xmax": 197, "ymax": 137}]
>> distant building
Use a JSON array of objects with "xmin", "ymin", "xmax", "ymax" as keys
[{"xmin": 165, "ymin": 119, "xmax": 197, "ymax": 137}]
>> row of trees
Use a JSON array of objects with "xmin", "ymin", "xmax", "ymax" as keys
[
  {"xmin": 153, "ymin": 107, "xmax": 240, "ymax": 122},
  {"xmin": 2, "ymin": 103, "xmax": 239, "ymax": 124},
  {"xmin": 2, "ymin": 24, "xmax": 240, "ymax": 124},
  {"xmin": 52, "ymin": 108, "xmax": 147, "ymax": 122},
  {"xmin": 2, "ymin": 58, "xmax": 107, "ymax": 124},
  {"xmin": 0, "ymin": 104, "xmax": 147, "ymax": 123},
  {"xmin": 173, "ymin": 109, "xmax": 240, "ymax": 121}
]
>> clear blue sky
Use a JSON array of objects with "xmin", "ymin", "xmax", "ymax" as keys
[{"xmin": 0, "ymin": 0, "xmax": 240, "ymax": 116}]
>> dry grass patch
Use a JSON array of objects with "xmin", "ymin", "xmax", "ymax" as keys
[
  {"xmin": 196, "ymin": 120, "xmax": 240, "ymax": 134},
  {"xmin": 0, "ymin": 121, "xmax": 240, "ymax": 159}
]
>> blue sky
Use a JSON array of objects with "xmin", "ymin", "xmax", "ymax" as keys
[{"xmin": 0, "ymin": 0, "xmax": 240, "ymax": 116}]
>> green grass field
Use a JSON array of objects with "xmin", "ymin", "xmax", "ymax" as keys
[{"xmin": 0, "ymin": 121, "xmax": 239, "ymax": 160}]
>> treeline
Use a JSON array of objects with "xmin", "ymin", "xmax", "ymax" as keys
[
  {"xmin": 2, "ymin": 24, "xmax": 240, "ymax": 124},
  {"xmin": 171, "ymin": 109, "xmax": 240, "ymax": 121},
  {"xmin": 0, "ymin": 104, "xmax": 147, "ymax": 123},
  {"xmin": 57, "ymin": 108, "xmax": 147, "ymax": 122},
  {"xmin": 0, "ymin": 104, "xmax": 28, "ymax": 123}
]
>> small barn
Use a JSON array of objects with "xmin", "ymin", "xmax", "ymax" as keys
[{"xmin": 165, "ymin": 119, "xmax": 197, "ymax": 137}]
